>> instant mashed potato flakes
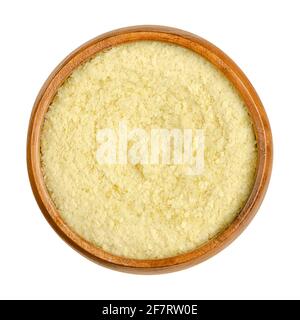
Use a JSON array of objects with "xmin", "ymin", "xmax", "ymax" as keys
[{"xmin": 40, "ymin": 41, "xmax": 257, "ymax": 259}]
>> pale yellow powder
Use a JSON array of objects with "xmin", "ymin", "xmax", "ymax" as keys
[{"xmin": 40, "ymin": 41, "xmax": 257, "ymax": 259}]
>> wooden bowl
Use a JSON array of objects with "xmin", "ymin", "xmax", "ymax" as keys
[{"xmin": 27, "ymin": 26, "xmax": 273, "ymax": 274}]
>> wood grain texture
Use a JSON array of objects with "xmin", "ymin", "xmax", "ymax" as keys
[{"xmin": 27, "ymin": 26, "xmax": 273, "ymax": 274}]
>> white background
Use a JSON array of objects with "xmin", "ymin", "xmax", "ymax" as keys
[{"xmin": 0, "ymin": 0, "xmax": 299, "ymax": 300}]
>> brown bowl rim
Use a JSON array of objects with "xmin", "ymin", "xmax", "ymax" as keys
[{"xmin": 27, "ymin": 25, "xmax": 273, "ymax": 274}]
